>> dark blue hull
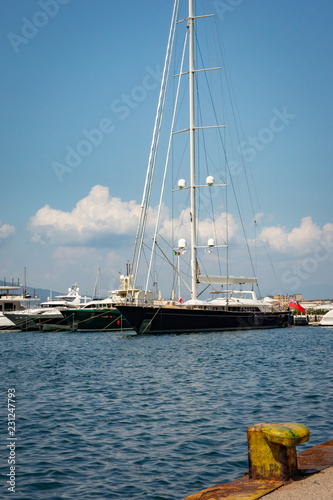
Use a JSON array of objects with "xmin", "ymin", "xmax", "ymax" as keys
[{"xmin": 116, "ymin": 305, "xmax": 291, "ymax": 334}]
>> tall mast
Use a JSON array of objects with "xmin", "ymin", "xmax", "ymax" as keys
[{"xmin": 189, "ymin": 0, "xmax": 197, "ymax": 300}]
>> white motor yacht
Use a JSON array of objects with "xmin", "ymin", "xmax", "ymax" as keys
[
  {"xmin": 4, "ymin": 284, "xmax": 88, "ymax": 332},
  {"xmin": 318, "ymin": 309, "xmax": 333, "ymax": 326},
  {"xmin": 0, "ymin": 284, "xmax": 40, "ymax": 330}
]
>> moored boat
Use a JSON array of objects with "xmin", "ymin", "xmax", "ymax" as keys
[
  {"xmin": 117, "ymin": 303, "xmax": 290, "ymax": 335},
  {"xmin": 4, "ymin": 284, "xmax": 87, "ymax": 332},
  {"xmin": 61, "ymin": 304, "xmax": 131, "ymax": 332},
  {"xmin": 0, "ymin": 283, "xmax": 40, "ymax": 330},
  {"xmin": 318, "ymin": 309, "xmax": 333, "ymax": 326},
  {"xmin": 61, "ymin": 275, "xmax": 139, "ymax": 332},
  {"xmin": 117, "ymin": 0, "xmax": 291, "ymax": 334}
]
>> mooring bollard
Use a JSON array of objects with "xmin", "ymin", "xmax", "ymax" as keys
[{"xmin": 247, "ymin": 422, "xmax": 310, "ymax": 481}]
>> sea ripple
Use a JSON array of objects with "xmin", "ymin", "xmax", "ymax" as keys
[{"xmin": 0, "ymin": 326, "xmax": 332, "ymax": 499}]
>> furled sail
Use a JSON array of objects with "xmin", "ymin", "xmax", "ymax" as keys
[{"xmin": 197, "ymin": 275, "xmax": 257, "ymax": 285}]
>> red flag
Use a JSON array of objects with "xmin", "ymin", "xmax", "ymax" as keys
[
  {"xmin": 288, "ymin": 300, "xmax": 306, "ymax": 314},
  {"xmin": 179, "ymin": 297, "xmax": 184, "ymax": 303}
]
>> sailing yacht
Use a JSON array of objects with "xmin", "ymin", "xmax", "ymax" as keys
[{"xmin": 117, "ymin": 0, "xmax": 291, "ymax": 334}]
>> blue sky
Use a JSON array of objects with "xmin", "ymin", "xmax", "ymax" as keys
[{"xmin": 1, "ymin": 0, "xmax": 332, "ymax": 299}]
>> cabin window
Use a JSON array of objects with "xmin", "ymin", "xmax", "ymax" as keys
[{"xmin": 4, "ymin": 303, "xmax": 15, "ymax": 311}]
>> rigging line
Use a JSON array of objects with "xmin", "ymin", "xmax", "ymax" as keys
[
  {"xmin": 130, "ymin": 0, "xmax": 180, "ymax": 291},
  {"xmin": 195, "ymin": 17, "xmax": 259, "ymax": 290},
  {"xmin": 213, "ymin": 14, "xmax": 262, "ymax": 260},
  {"xmin": 194, "ymin": 28, "xmax": 232, "ymax": 275},
  {"xmin": 260, "ymin": 237, "xmax": 283, "ymax": 291},
  {"xmin": 173, "ymin": 133, "xmax": 190, "ymax": 189},
  {"xmin": 156, "ymin": 231, "xmax": 191, "ymax": 278},
  {"xmin": 92, "ymin": 271, "xmax": 100, "ymax": 299},
  {"xmin": 173, "ymin": 193, "xmax": 191, "ymax": 251},
  {"xmin": 99, "ymin": 315, "xmax": 124, "ymax": 332},
  {"xmin": 213, "ymin": 20, "xmax": 279, "ymax": 296},
  {"xmin": 153, "ymin": 232, "xmax": 193, "ymax": 286},
  {"xmin": 196, "ymin": 132, "xmax": 226, "ymax": 181},
  {"xmin": 142, "ymin": 238, "xmax": 175, "ymax": 296},
  {"xmin": 195, "ymin": 193, "xmax": 228, "ymax": 245},
  {"xmin": 211, "ymin": 17, "xmax": 230, "ymax": 286},
  {"xmin": 67, "ymin": 311, "xmax": 123, "ymax": 332},
  {"xmin": 220, "ymin": 51, "xmax": 257, "ymax": 224},
  {"xmin": 142, "ymin": 239, "xmax": 172, "ymax": 291},
  {"xmin": 142, "ymin": 237, "xmax": 192, "ymax": 284},
  {"xmin": 138, "ymin": 3, "xmax": 180, "ymax": 292},
  {"xmin": 143, "ymin": 243, "xmax": 169, "ymax": 299},
  {"xmin": 172, "ymin": 189, "xmax": 190, "ymax": 286},
  {"xmin": 223, "ymin": 56, "xmax": 229, "ymax": 287},
  {"xmin": 154, "ymin": 240, "xmax": 192, "ymax": 293},
  {"xmin": 140, "ymin": 306, "xmax": 162, "ymax": 334},
  {"xmin": 133, "ymin": 15, "xmax": 176, "ymax": 290},
  {"xmin": 247, "ymin": 180, "xmax": 284, "ymax": 292},
  {"xmin": 211, "ymin": 26, "xmax": 242, "ymax": 164},
  {"xmin": 195, "ymin": 33, "xmax": 223, "ymax": 274},
  {"xmin": 145, "ymin": 27, "xmax": 188, "ymax": 292},
  {"xmin": 140, "ymin": 244, "xmax": 154, "ymax": 289},
  {"xmin": 197, "ymin": 284, "xmax": 210, "ymax": 298},
  {"xmin": 69, "ymin": 309, "xmax": 113, "ymax": 327},
  {"xmin": 254, "ymin": 218, "xmax": 257, "ymax": 279},
  {"xmin": 4, "ymin": 316, "xmax": 32, "ymax": 330},
  {"xmin": 217, "ymin": 128, "xmax": 258, "ymax": 289}
]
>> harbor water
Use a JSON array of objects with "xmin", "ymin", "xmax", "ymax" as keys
[{"xmin": 1, "ymin": 326, "xmax": 332, "ymax": 499}]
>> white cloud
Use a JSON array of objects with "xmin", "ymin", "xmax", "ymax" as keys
[
  {"xmin": 159, "ymin": 209, "xmax": 238, "ymax": 245},
  {"xmin": 0, "ymin": 222, "xmax": 16, "ymax": 240},
  {"xmin": 29, "ymin": 185, "xmax": 142, "ymax": 245},
  {"xmin": 29, "ymin": 184, "xmax": 238, "ymax": 249},
  {"xmin": 52, "ymin": 246, "xmax": 103, "ymax": 268},
  {"xmin": 259, "ymin": 216, "xmax": 333, "ymax": 255}
]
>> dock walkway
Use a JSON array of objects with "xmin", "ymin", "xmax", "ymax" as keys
[{"xmin": 265, "ymin": 465, "xmax": 333, "ymax": 499}]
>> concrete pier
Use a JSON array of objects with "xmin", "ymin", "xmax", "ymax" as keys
[
  {"xmin": 264, "ymin": 465, "xmax": 333, "ymax": 499},
  {"xmin": 181, "ymin": 436, "xmax": 333, "ymax": 500}
]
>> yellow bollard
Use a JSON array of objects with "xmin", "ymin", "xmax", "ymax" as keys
[{"xmin": 247, "ymin": 422, "xmax": 310, "ymax": 481}]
